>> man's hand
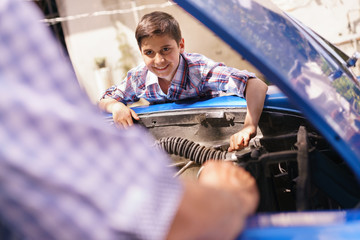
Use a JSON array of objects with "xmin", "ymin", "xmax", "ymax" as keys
[
  {"xmin": 167, "ymin": 161, "xmax": 259, "ymax": 240},
  {"xmin": 198, "ymin": 161, "xmax": 259, "ymax": 216},
  {"xmin": 228, "ymin": 124, "xmax": 257, "ymax": 152}
]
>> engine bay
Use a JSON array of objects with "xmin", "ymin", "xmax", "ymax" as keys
[{"xmin": 136, "ymin": 107, "xmax": 360, "ymax": 213}]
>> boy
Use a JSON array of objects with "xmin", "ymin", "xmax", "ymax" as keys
[{"xmin": 99, "ymin": 11, "xmax": 268, "ymax": 152}]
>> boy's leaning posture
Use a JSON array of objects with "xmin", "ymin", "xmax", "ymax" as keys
[{"xmin": 99, "ymin": 11, "xmax": 268, "ymax": 151}]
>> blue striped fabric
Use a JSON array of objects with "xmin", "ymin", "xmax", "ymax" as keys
[
  {"xmin": 102, "ymin": 52, "xmax": 255, "ymax": 104},
  {"xmin": 0, "ymin": 1, "xmax": 182, "ymax": 239}
]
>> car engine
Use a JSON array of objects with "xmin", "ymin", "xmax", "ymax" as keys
[{"xmin": 135, "ymin": 106, "xmax": 360, "ymax": 213}]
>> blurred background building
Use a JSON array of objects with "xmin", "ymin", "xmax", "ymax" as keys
[{"xmin": 35, "ymin": 0, "xmax": 360, "ymax": 102}]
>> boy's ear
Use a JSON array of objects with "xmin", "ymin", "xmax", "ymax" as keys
[{"xmin": 179, "ymin": 38, "xmax": 185, "ymax": 53}]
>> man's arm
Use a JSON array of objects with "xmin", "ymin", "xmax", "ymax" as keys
[
  {"xmin": 167, "ymin": 161, "xmax": 259, "ymax": 240},
  {"xmin": 98, "ymin": 98, "xmax": 139, "ymax": 128},
  {"xmin": 0, "ymin": 2, "xmax": 258, "ymax": 239},
  {"xmin": 229, "ymin": 78, "xmax": 268, "ymax": 152}
]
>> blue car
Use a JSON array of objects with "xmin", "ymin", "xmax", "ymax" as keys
[{"xmin": 121, "ymin": 0, "xmax": 360, "ymax": 239}]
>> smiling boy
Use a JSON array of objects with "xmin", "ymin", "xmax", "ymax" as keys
[{"xmin": 99, "ymin": 11, "xmax": 268, "ymax": 151}]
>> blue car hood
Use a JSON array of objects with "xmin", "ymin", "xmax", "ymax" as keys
[{"xmin": 172, "ymin": 0, "xmax": 360, "ymax": 179}]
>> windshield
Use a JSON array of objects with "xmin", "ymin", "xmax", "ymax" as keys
[{"xmin": 173, "ymin": 0, "xmax": 360, "ymax": 176}]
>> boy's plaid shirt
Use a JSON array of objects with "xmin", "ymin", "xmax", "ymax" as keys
[{"xmin": 102, "ymin": 52, "xmax": 256, "ymax": 104}]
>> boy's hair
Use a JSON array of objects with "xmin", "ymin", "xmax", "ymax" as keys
[{"xmin": 135, "ymin": 11, "xmax": 182, "ymax": 49}]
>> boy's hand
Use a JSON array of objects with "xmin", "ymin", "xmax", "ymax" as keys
[
  {"xmin": 111, "ymin": 102, "xmax": 140, "ymax": 128},
  {"xmin": 228, "ymin": 124, "xmax": 257, "ymax": 152},
  {"xmin": 228, "ymin": 78, "xmax": 267, "ymax": 152}
]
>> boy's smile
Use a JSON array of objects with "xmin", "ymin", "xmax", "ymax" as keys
[{"xmin": 140, "ymin": 34, "xmax": 184, "ymax": 83}]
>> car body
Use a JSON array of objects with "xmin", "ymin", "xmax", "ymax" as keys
[{"xmin": 121, "ymin": 0, "xmax": 360, "ymax": 239}]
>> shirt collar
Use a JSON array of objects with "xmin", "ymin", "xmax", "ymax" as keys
[
  {"xmin": 145, "ymin": 54, "xmax": 188, "ymax": 89},
  {"xmin": 145, "ymin": 70, "xmax": 159, "ymax": 88},
  {"xmin": 171, "ymin": 53, "xmax": 188, "ymax": 89}
]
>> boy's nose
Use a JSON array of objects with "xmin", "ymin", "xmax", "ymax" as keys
[{"xmin": 154, "ymin": 53, "xmax": 165, "ymax": 64}]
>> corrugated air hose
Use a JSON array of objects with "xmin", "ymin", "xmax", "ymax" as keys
[{"xmin": 155, "ymin": 136, "xmax": 230, "ymax": 165}]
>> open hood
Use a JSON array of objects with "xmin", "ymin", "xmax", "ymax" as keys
[{"xmin": 172, "ymin": 0, "xmax": 360, "ymax": 179}]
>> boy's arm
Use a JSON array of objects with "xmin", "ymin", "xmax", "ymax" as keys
[
  {"xmin": 98, "ymin": 98, "xmax": 139, "ymax": 128},
  {"xmin": 228, "ymin": 78, "xmax": 268, "ymax": 152}
]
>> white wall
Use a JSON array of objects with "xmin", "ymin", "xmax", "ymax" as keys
[
  {"xmin": 56, "ymin": 0, "xmax": 261, "ymax": 102},
  {"xmin": 56, "ymin": 0, "xmax": 360, "ymax": 102},
  {"xmin": 55, "ymin": 0, "xmax": 142, "ymax": 102}
]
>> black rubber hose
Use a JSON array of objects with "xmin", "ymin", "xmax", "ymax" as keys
[{"xmin": 155, "ymin": 136, "xmax": 228, "ymax": 164}]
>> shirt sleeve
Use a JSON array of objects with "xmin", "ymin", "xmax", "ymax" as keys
[
  {"xmin": 201, "ymin": 59, "xmax": 257, "ymax": 98},
  {"xmin": 0, "ymin": 1, "xmax": 183, "ymax": 240},
  {"xmin": 101, "ymin": 69, "xmax": 142, "ymax": 104}
]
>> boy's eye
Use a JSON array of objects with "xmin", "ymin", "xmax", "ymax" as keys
[
  {"xmin": 144, "ymin": 50, "xmax": 153, "ymax": 56},
  {"xmin": 162, "ymin": 47, "xmax": 171, "ymax": 54}
]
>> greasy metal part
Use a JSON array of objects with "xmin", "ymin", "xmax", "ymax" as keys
[
  {"xmin": 169, "ymin": 161, "xmax": 189, "ymax": 168},
  {"xmin": 174, "ymin": 161, "xmax": 194, "ymax": 177}
]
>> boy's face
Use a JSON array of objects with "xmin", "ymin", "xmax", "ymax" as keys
[{"xmin": 140, "ymin": 34, "xmax": 184, "ymax": 82}]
